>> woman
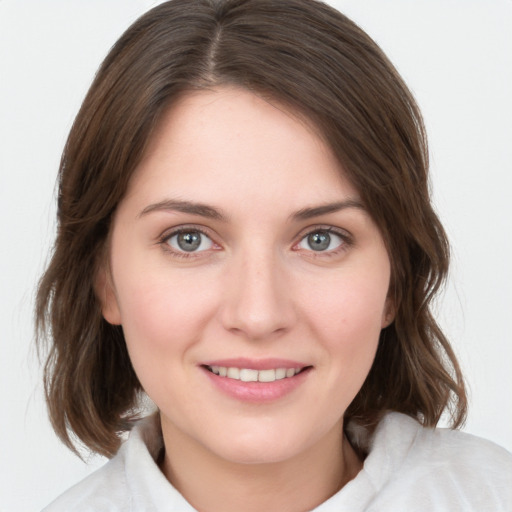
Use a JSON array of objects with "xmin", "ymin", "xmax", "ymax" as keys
[{"xmin": 37, "ymin": 0, "xmax": 512, "ymax": 510}]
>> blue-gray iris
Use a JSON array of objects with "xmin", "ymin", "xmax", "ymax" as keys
[
  {"xmin": 178, "ymin": 231, "xmax": 202, "ymax": 251},
  {"xmin": 308, "ymin": 232, "xmax": 330, "ymax": 251}
]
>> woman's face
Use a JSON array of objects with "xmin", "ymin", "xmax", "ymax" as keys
[{"xmin": 100, "ymin": 87, "xmax": 393, "ymax": 466}]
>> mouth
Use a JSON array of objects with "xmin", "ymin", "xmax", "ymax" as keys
[
  {"xmin": 201, "ymin": 360, "xmax": 312, "ymax": 402},
  {"xmin": 203, "ymin": 365, "xmax": 309, "ymax": 383}
]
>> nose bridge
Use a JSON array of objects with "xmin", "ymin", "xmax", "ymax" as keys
[{"xmin": 221, "ymin": 242, "xmax": 294, "ymax": 339}]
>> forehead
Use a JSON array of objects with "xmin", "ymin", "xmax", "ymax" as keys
[{"xmin": 124, "ymin": 86, "xmax": 360, "ymax": 212}]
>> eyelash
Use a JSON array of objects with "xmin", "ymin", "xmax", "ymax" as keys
[
  {"xmin": 293, "ymin": 226, "xmax": 353, "ymax": 258},
  {"xmin": 158, "ymin": 225, "xmax": 353, "ymax": 259},
  {"xmin": 158, "ymin": 225, "xmax": 218, "ymax": 259}
]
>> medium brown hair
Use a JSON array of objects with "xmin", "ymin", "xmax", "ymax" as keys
[{"xmin": 36, "ymin": 0, "xmax": 467, "ymax": 457}]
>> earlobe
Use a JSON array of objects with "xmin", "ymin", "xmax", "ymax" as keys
[
  {"xmin": 95, "ymin": 266, "xmax": 122, "ymax": 325},
  {"xmin": 381, "ymin": 298, "xmax": 395, "ymax": 328}
]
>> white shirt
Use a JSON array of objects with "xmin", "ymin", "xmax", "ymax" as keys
[{"xmin": 43, "ymin": 412, "xmax": 512, "ymax": 511}]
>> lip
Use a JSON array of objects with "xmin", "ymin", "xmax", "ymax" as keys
[
  {"xmin": 200, "ymin": 357, "xmax": 307, "ymax": 370},
  {"xmin": 200, "ymin": 358, "xmax": 312, "ymax": 403}
]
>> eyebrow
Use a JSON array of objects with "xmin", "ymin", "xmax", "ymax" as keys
[
  {"xmin": 138, "ymin": 197, "xmax": 365, "ymax": 222},
  {"xmin": 139, "ymin": 199, "xmax": 228, "ymax": 221},
  {"xmin": 292, "ymin": 199, "xmax": 365, "ymax": 220}
]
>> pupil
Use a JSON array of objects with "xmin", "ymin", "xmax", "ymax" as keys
[
  {"xmin": 308, "ymin": 232, "xmax": 330, "ymax": 251},
  {"xmin": 177, "ymin": 232, "xmax": 201, "ymax": 251}
]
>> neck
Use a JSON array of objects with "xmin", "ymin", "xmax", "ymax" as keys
[{"xmin": 160, "ymin": 418, "xmax": 362, "ymax": 512}]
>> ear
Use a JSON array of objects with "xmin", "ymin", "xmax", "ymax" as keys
[
  {"xmin": 381, "ymin": 297, "xmax": 396, "ymax": 328},
  {"xmin": 94, "ymin": 265, "xmax": 122, "ymax": 325}
]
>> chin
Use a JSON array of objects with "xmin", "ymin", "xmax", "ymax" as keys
[
  {"xmin": 216, "ymin": 442, "xmax": 298, "ymax": 466},
  {"xmin": 200, "ymin": 423, "xmax": 329, "ymax": 466}
]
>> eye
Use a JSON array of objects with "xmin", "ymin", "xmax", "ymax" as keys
[
  {"xmin": 166, "ymin": 229, "xmax": 214, "ymax": 253},
  {"xmin": 297, "ymin": 229, "xmax": 346, "ymax": 252}
]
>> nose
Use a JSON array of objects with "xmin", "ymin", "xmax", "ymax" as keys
[{"xmin": 220, "ymin": 248, "xmax": 296, "ymax": 341}]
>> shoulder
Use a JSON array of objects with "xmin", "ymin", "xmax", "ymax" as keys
[
  {"xmin": 42, "ymin": 414, "xmax": 191, "ymax": 512},
  {"xmin": 364, "ymin": 412, "xmax": 512, "ymax": 511},
  {"xmin": 42, "ymin": 452, "xmax": 130, "ymax": 511}
]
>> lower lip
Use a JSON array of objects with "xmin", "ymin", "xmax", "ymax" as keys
[{"xmin": 201, "ymin": 367, "xmax": 311, "ymax": 403}]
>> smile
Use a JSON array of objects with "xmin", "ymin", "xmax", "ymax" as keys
[
  {"xmin": 205, "ymin": 365, "xmax": 303, "ymax": 382},
  {"xmin": 201, "ymin": 361, "xmax": 312, "ymax": 402}
]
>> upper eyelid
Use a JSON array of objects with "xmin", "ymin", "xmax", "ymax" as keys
[
  {"xmin": 159, "ymin": 224, "xmax": 349, "ymax": 236},
  {"xmin": 295, "ymin": 224, "xmax": 352, "ymax": 241},
  {"xmin": 159, "ymin": 224, "xmax": 216, "ymax": 241}
]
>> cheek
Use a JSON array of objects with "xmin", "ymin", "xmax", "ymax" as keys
[
  {"xmin": 112, "ymin": 264, "xmax": 218, "ymax": 364},
  {"xmin": 309, "ymin": 273, "xmax": 389, "ymax": 336},
  {"xmin": 302, "ymin": 266, "xmax": 389, "ymax": 375}
]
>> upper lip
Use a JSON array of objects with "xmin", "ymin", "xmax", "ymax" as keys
[{"xmin": 200, "ymin": 358, "xmax": 309, "ymax": 370}]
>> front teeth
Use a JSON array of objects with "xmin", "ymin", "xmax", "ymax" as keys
[{"xmin": 208, "ymin": 366, "xmax": 302, "ymax": 382}]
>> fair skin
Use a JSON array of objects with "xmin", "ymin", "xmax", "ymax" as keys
[{"xmin": 99, "ymin": 87, "xmax": 394, "ymax": 512}]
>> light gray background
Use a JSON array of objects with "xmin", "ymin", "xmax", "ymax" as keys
[{"xmin": 1, "ymin": 1, "xmax": 511, "ymax": 510}]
